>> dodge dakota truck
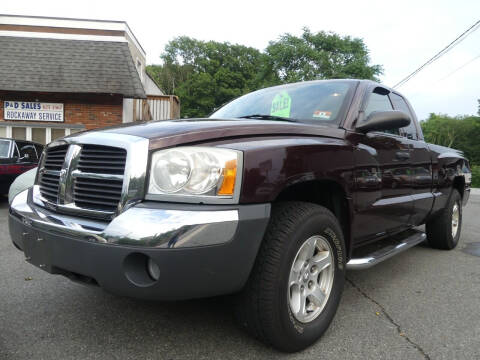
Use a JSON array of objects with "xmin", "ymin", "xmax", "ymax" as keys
[{"xmin": 9, "ymin": 79, "xmax": 471, "ymax": 352}]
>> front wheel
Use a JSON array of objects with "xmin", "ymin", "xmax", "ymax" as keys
[{"xmin": 235, "ymin": 202, "xmax": 346, "ymax": 352}]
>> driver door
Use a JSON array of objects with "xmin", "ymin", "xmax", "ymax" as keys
[{"xmin": 349, "ymin": 87, "xmax": 414, "ymax": 245}]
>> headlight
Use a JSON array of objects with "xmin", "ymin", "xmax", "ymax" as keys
[
  {"xmin": 151, "ymin": 149, "xmax": 192, "ymax": 193},
  {"xmin": 147, "ymin": 147, "xmax": 242, "ymax": 203}
]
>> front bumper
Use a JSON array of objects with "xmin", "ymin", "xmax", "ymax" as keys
[{"xmin": 10, "ymin": 189, "xmax": 270, "ymax": 300}]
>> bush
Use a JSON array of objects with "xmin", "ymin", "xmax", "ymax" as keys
[{"xmin": 471, "ymin": 165, "xmax": 480, "ymax": 188}]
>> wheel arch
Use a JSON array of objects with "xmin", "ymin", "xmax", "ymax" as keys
[{"xmin": 274, "ymin": 179, "xmax": 353, "ymax": 260}]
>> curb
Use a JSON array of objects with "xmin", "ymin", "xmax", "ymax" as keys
[{"xmin": 471, "ymin": 188, "xmax": 480, "ymax": 195}]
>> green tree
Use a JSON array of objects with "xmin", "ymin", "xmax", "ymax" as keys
[
  {"xmin": 421, "ymin": 113, "xmax": 480, "ymax": 165},
  {"xmin": 265, "ymin": 27, "xmax": 383, "ymax": 83},
  {"xmin": 146, "ymin": 63, "xmax": 193, "ymax": 95},
  {"xmin": 147, "ymin": 29, "xmax": 382, "ymax": 117},
  {"xmin": 148, "ymin": 37, "xmax": 271, "ymax": 118}
]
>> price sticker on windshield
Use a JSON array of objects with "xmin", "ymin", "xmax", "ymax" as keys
[
  {"xmin": 313, "ymin": 110, "xmax": 332, "ymax": 119},
  {"xmin": 270, "ymin": 91, "xmax": 292, "ymax": 118}
]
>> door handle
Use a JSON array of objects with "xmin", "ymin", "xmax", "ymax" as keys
[{"xmin": 395, "ymin": 151, "xmax": 410, "ymax": 160}]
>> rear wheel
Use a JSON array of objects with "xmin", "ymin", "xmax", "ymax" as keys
[
  {"xmin": 426, "ymin": 189, "xmax": 462, "ymax": 250},
  {"xmin": 235, "ymin": 202, "xmax": 346, "ymax": 352}
]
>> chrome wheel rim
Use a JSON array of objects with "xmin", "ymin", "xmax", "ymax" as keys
[
  {"xmin": 452, "ymin": 202, "xmax": 460, "ymax": 238},
  {"xmin": 288, "ymin": 235, "xmax": 334, "ymax": 323}
]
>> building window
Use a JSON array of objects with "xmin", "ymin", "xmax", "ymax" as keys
[
  {"xmin": 0, "ymin": 126, "xmax": 82, "ymax": 144},
  {"xmin": 51, "ymin": 128, "xmax": 66, "ymax": 141},
  {"xmin": 32, "ymin": 128, "xmax": 47, "ymax": 144},
  {"xmin": 12, "ymin": 127, "xmax": 26, "ymax": 140}
]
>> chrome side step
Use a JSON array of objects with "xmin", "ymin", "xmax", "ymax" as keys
[{"xmin": 346, "ymin": 230, "xmax": 427, "ymax": 270}]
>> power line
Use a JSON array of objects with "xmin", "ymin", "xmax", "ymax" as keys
[
  {"xmin": 439, "ymin": 52, "xmax": 480, "ymax": 82},
  {"xmin": 393, "ymin": 19, "xmax": 480, "ymax": 88}
]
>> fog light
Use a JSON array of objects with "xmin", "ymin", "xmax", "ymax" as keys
[{"xmin": 147, "ymin": 258, "xmax": 160, "ymax": 281}]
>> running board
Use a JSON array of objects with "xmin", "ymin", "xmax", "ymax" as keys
[{"xmin": 346, "ymin": 229, "xmax": 427, "ymax": 270}]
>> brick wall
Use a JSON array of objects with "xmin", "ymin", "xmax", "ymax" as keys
[{"xmin": 0, "ymin": 91, "xmax": 123, "ymax": 130}]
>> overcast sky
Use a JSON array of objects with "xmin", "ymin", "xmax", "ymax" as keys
[{"xmin": 3, "ymin": 0, "xmax": 480, "ymax": 120}]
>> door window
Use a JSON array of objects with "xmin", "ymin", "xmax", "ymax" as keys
[
  {"xmin": 365, "ymin": 92, "xmax": 393, "ymax": 117},
  {"xmin": 364, "ymin": 89, "xmax": 399, "ymax": 135},
  {"xmin": 16, "ymin": 141, "xmax": 38, "ymax": 161},
  {"xmin": 390, "ymin": 93, "xmax": 417, "ymax": 139},
  {"xmin": 34, "ymin": 144, "xmax": 44, "ymax": 157}
]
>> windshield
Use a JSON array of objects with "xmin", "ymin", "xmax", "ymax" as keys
[
  {"xmin": 210, "ymin": 81, "xmax": 355, "ymax": 124},
  {"xmin": 0, "ymin": 140, "xmax": 11, "ymax": 158}
]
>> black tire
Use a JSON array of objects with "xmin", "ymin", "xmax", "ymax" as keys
[
  {"xmin": 235, "ymin": 202, "xmax": 346, "ymax": 352},
  {"xmin": 426, "ymin": 189, "xmax": 462, "ymax": 250}
]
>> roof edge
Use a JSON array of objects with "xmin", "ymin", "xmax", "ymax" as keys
[
  {"xmin": 0, "ymin": 13, "xmax": 146, "ymax": 56},
  {"xmin": 0, "ymin": 13, "xmax": 126, "ymax": 24}
]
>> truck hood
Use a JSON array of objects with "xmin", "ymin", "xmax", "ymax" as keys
[{"xmin": 94, "ymin": 118, "xmax": 345, "ymax": 149}]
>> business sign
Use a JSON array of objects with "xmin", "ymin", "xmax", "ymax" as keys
[{"xmin": 3, "ymin": 101, "xmax": 64, "ymax": 122}]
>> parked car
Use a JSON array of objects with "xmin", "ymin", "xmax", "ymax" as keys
[
  {"xmin": 9, "ymin": 80, "xmax": 470, "ymax": 352},
  {"xmin": 0, "ymin": 138, "xmax": 42, "ymax": 194}
]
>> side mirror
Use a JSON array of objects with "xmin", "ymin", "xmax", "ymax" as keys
[{"xmin": 356, "ymin": 110, "xmax": 411, "ymax": 133}]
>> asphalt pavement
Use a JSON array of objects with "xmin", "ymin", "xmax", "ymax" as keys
[{"xmin": 1, "ymin": 194, "xmax": 479, "ymax": 360}]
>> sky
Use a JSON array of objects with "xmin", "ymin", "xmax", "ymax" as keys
[{"xmin": 2, "ymin": 0, "xmax": 480, "ymax": 120}]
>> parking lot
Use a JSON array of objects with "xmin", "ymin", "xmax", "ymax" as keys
[{"xmin": 1, "ymin": 194, "xmax": 479, "ymax": 360}]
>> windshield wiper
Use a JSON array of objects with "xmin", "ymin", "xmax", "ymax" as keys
[{"xmin": 238, "ymin": 114, "xmax": 297, "ymax": 122}]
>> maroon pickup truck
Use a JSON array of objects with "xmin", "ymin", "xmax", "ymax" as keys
[{"xmin": 9, "ymin": 80, "xmax": 471, "ymax": 352}]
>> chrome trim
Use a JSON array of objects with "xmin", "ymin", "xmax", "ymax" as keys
[
  {"xmin": 13, "ymin": 189, "xmax": 239, "ymax": 248},
  {"xmin": 43, "ymin": 169, "xmax": 61, "ymax": 177},
  {"xmin": 32, "ymin": 185, "xmax": 114, "ymax": 218},
  {"xmin": 373, "ymin": 194, "xmax": 412, "ymax": 206},
  {"xmin": 71, "ymin": 170, "xmax": 124, "ymax": 181},
  {"xmin": 346, "ymin": 230, "xmax": 426, "ymax": 270},
  {"xmin": 104, "ymin": 207, "xmax": 238, "ymax": 247},
  {"xmin": 59, "ymin": 144, "xmax": 81, "ymax": 204},
  {"xmin": 33, "ymin": 132, "xmax": 149, "ymax": 218}
]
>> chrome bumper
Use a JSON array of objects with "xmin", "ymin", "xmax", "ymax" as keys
[
  {"xmin": 11, "ymin": 188, "xmax": 240, "ymax": 248},
  {"xmin": 9, "ymin": 188, "xmax": 271, "ymax": 300}
]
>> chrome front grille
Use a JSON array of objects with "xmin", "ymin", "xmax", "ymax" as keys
[
  {"xmin": 43, "ymin": 144, "xmax": 68, "ymax": 171},
  {"xmin": 78, "ymin": 144, "xmax": 127, "ymax": 175},
  {"xmin": 33, "ymin": 133, "xmax": 149, "ymax": 220},
  {"xmin": 38, "ymin": 145, "xmax": 68, "ymax": 203},
  {"xmin": 38, "ymin": 172, "xmax": 61, "ymax": 203},
  {"xmin": 73, "ymin": 174, "xmax": 124, "ymax": 212},
  {"xmin": 37, "ymin": 143, "xmax": 127, "ymax": 217},
  {"xmin": 73, "ymin": 145, "xmax": 126, "ymax": 212}
]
